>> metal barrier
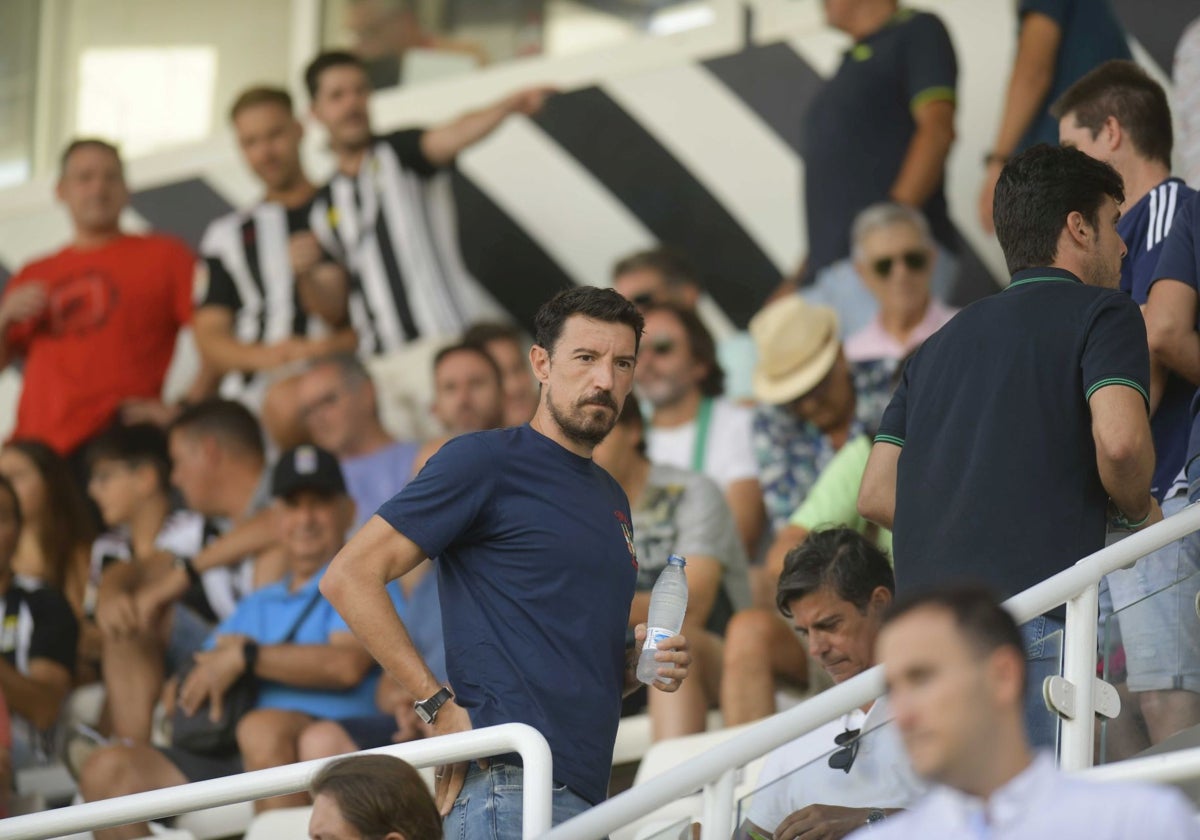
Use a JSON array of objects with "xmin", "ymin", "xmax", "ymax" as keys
[
  {"xmin": 0, "ymin": 723, "xmax": 553, "ymax": 840},
  {"xmin": 545, "ymin": 503, "xmax": 1200, "ymax": 840}
]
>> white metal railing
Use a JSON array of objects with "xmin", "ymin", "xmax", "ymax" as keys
[
  {"xmin": 0, "ymin": 723, "xmax": 552, "ymax": 840},
  {"xmin": 546, "ymin": 502, "xmax": 1200, "ymax": 840}
]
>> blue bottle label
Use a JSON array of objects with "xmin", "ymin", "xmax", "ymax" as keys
[{"xmin": 642, "ymin": 626, "xmax": 673, "ymax": 652}]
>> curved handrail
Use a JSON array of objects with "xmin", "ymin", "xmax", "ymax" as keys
[
  {"xmin": 545, "ymin": 503, "xmax": 1200, "ymax": 840},
  {"xmin": 0, "ymin": 722, "xmax": 553, "ymax": 840}
]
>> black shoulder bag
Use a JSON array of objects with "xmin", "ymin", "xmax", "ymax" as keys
[{"xmin": 171, "ymin": 587, "xmax": 323, "ymax": 756}]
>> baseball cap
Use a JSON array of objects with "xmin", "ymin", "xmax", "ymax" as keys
[{"xmin": 271, "ymin": 445, "xmax": 347, "ymax": 499}]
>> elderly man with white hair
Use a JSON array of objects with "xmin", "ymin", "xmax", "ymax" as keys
[{"xmin": 844, "ymin": 203, "xmax": 958, "ymax": 365}]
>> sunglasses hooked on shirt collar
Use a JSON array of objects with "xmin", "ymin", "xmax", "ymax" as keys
[
  {"xmin": 871, "ymin": 250, "xmax": 929, "ymax": 279},
  {"xmin": 828, "ymin": 728, "xmax": 862, "ymax": 774}
]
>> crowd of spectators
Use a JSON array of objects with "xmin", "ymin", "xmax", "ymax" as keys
[{"xmin": 2, "ymin": 0, "xmax": 1200, "ymax": 837}]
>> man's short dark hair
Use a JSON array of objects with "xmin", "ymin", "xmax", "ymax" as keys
[
  {"xmin": 613, "ymin": 246, "xmax": 703, "ymax": 290},
  {"xmin": 883, "ymin": 586, "xmax": 1027, "ymax": 687},
  {"xmin": 1050, "ymin": 60, "xmax": 1173, "ymax": 168},
  {"xmin": 776, "ymin": 527, "xmax": 895, "ymax": 618},
  {"xmin": 229, "ymin": 86, "xmax": 294, "ymax": 123},
  {"xmin": 311, "ymin": 754, "xmax": 443, "ymax": 840},
  {"xmin": 304, "ymin": 50, "xmax": 367, "ymax": 100},
  {"xmin": 86, "ymin": 424, "xmax": 172, "ymax": 492},
  {"xmin": 533, "ymin": 286, "xmax": 645, "ymax": 357},
  {"xmin": 463, "ymin": 320, "xmax": 525, "ymax": 349},
  {"xmin": 433, "ymin": 342, "xmax": 502, "ymax": 385},
  {"xmin": 169, "ymin": 399, "xmax": 265, "ymax": 461},
  {"xmin": 642, "ymin": 302, "xmax": 725, "ymax": 398},
  {"xmin": 310, "ymin": 352, "xmax": 373, "ymax": 389},
  {"xmin": 60, "ymin": 138, "xmax": 122, "ymax": 178},
  {"xmin": 993, "ymin": 144, "xmax": 1125, "ymax": 274}
]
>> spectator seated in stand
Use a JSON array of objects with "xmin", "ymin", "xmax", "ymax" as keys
[
  {"xmin": 594, "ymin": 398, "xmax": 751, "ymax": 741},
  {"xmin": 0, "ymin": 474, "xmax": 79, "ymax": 779},
  {"xmin": 310, "ymin": 754, "xmax": 443, "ymax": 840},
  {"xmin": 412, "ymin": 342, "xmax": 507, "ymax": 473},
  {"xmin": 843, "ymin": 204, "xmax": 957, "ymax": 367},
  {"xmin": 463, "ymin": 321, "xmax": 540, "ymax": 427},
  {"xmin": 85, "ymin": 424, "xmax": 225, "ymax": 747},
  {"xmin": 94, "ymin": 400, "xmax": 279, "ymax": 748},
  {"xmin": 297, "ymin": 353, "xmax": 421, "ymax": 533},
  {"xmin": 0, "ymin": 441, "xmax": 95, "ymax": 679},
  {"xmin": 80, "ymin": 446, "xmax": 383, "ymax": 839}
]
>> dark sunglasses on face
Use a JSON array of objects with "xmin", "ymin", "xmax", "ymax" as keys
[
  {"xmin": 871, "ymin": 250, "xmax": 929, "ymax": 279},
  {"xmin": 647, "ymin": 338, "xmax": 676, "ymax": 357},
  {"xmin": 828, "ymin": 728, "xmax": 861, "ymax": 774},
  {"xmin": 631, "ymin": 292, "xmax": 657, "ymax": 307}
]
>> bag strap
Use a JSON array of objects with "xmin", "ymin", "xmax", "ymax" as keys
[
  {"xmin": 280, "ymin": 583, "xmax": 325, "ymax": 644},
  {"xmin": 691, "ymin": 397, "xmax": 714, "ymax": 473}
]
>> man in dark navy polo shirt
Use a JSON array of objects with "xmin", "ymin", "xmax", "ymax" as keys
[
  {"xmin": 858, "ymin": 144, "xmax": 1158, "ymax": 748},
  {"xmin": 322, "ymin": 287, "xmax": 692, "ymax": 838},
  {"xmin": 797, "ymin": 0, "xmax": 966, "ymax": 335}
]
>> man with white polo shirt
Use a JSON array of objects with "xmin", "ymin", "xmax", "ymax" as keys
[
  {"xmin": 738, "ymin": 528, "xmax": 922, "ymax": 840},
  {"xmin": 853, "ymin": 587, "xmax": 1199, "ymax": 839}
]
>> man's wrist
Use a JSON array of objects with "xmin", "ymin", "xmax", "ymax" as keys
[{"xmin": 241, "ymin": 640, "xmax": 258, "ymax": 676}]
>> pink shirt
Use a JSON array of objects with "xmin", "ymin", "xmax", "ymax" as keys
[{"xmin": 844, "ymin": 299, "xmax": 957, "ymax": 363}]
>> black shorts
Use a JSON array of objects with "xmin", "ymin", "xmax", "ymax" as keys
[
  {"xmin": 157, "ymin": 745, "xmax": 243, "ymax": 782},
  {"xmin": 336, "ymin": 714, "xmax": 398, "ymax": 750}
]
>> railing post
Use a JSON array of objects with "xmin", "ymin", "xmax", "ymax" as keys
[
  {"xmin": 1059, "ymin": 581, "xmax": 1098, "ymax": 771},
  {"xmin": 701, "ymin": 767, "xmax": 736, "ymax": 839}
]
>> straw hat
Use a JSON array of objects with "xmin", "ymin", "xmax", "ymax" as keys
[{"xmin": 750, "ymin": 296, "xmax": 840, "ymax": 405}]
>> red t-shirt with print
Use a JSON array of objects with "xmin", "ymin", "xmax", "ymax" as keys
[{"xmin": 3, "ymin": 234, "xmax": 194, "ymax": 453}]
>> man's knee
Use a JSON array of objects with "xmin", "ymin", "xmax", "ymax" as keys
[
  {"xmin": 237, "ymin": 709, "xmax": 310, "ymax": 761},
  {"xmin": 297, "ymin": 720, "xmax": 357, "ymax": 762},
  {"xmin": 80, "ymin": 745, "xmax": 162, "ymax": 801},
  {"xmin": 724, "ymin": 608, "xmax": 779, "ymax": 663}
]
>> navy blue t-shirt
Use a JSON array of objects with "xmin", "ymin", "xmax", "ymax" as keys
[
  {"xmin": 876, "ymin": 268, "xmax": 1149, "ymax": 608},
  {"xmin": 801, "ymin": 9, "xmax": 958, "ymax": 279},
  {"xmin": 1016, "ymin": 0, "xmax": 1131, "ymax": 150},
  {"xmin": 376, "ymin": 425, "xmax": 638, "ymax": 805},
  {"xmin": 1120, "ymin": 178, "xmax": 1196, "ymax": 500}
]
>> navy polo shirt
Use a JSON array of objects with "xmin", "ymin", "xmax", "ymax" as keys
[
  {"xmin": 377, "ymin": 425, "xmax": 638, "ymax": 806},
  {"xmin": 801, "ymin": 8, "xmax": 958, "ymax": 279},
  {"xmin": 1121, "ymin": 178, "xmax": 1196, "ymax": 500},
  {"xmin": 876, "ymin": 267, "xmax": 1149, "ymax": 606},
  {"xmin": 1016, "ymin": 0, "xmax": 1131, "ymax": 150}
]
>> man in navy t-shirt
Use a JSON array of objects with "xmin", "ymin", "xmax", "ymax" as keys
[
  {"xmin": 1053, "ymin": 61, "xmax": 1200, "ymax": 749},
  {"xmin": 322, "ymin": 286, "xmax": 692, "ymax": 838},
  {"xmin": 859, "ymin": 145, "xmax": 1158, "ymax": 749}
]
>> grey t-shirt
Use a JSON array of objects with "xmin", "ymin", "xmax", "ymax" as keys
[{"xmin": 633, "ymin": 463, "xmax": 752, "ymax": 635}]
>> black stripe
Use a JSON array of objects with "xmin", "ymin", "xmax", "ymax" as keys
[
  {"xmin": 374, "ymin": 215, "xmax": 421, "ymax": 341},
  {"xmin": 0, "ymin": 263, "xmax": 10, "ymax": 294},
  {"xmin": 703, "ymin": 43, "xmax": 825, "ymax": 156},
  {"xmin": 129, "ymin": 178, "xmax": 235, "ymax": 252},
  {"xmin": 452, "ymin": 172, "xmax": 575, "ymax": 333},
  {"xmin": 533, "ymin": 86, "xmax": 779, "ymax": 327},
  {"xmin": 240, "ymin": 218, "xmax": 265, "ymax": 387},
  {"xmin": 1113, "ymin": 0, "xmax": 1195, "ymax": 75}
]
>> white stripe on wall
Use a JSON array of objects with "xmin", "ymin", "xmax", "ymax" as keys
[
  {"xmin": 458, "ymin": 117, "xmax": 657, "ymax": 288},
  {"xmin": 602, "ymin": 63, "xmax": 803, "ymax": 273}
]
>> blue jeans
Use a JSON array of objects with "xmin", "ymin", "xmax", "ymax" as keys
[
  {"xmin": 443, "ymin": 759, "xmax": 596, "ymax": 840},
  {"xmin": 1022, "ymin": 614, "xmax": 1065, "ymax": 750}
]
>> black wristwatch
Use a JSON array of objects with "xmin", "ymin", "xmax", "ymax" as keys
[
  {"xmin": 865, "ymin": 809, "xmax": 886, "ymax": 828},
  {"xmin": 414, "ymin": 686, "xmax": 454, "ymax": 725}
]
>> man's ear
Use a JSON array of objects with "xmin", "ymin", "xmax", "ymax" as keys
[
  {"xmin": 530, "ymin": 344, "xmax": 551, "ymax": 384},
  {"xmin": 988, "ymin": 646, "xmax": 1026, "ymax": 707},
  {"xmin": 1101, "ymin": 115, "xmax": 1123, "ymax": 153},
  {"xmin": 1064, "ymin": 209, "xmax": 1092, "ymax": 249},
  {"xmin": 868, "ymin": 585, "xmax": 893, "ymax": 615}
]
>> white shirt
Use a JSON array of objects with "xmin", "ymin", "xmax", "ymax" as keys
[
  {"xmin": 746, "ymin": 699, "xmax": 923, "ymax": 833},
  {"xmin": 849, "ymin": 753, "xmax": 1200, "ymax": 839},
  {"xmin": 647, "ymin": 397, "xmax": 758, "ymax": 491}
]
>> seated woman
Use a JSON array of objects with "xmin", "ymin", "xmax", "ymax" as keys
[
  {"xmin": 310, "ymin": 754, "xmax": 442, "ymax": 840},
  {"xmin": 595, "ymin": 398, "xmax": 751, "ymax": 741},
  {"xmin": 843, "ymin": 203, "xmax": 957, "ymax": 366},
  {"xmin": 0, "ymin": 473, "xmax": 78, "ymax": 775}
]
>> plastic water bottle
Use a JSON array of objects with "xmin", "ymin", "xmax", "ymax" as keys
[{"xmin": 637, "ymin": 554, "xmax": 688, "ymax": 686}]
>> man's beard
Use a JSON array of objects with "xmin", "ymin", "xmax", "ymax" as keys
[{"xmin": 547, "ymin": 390, "xmax": 620, "ymax": 447}]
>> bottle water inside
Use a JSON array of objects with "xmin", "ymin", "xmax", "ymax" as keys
[{"xmin": 637, "ymin": 554, "xmax": 688, "ymax": 686}]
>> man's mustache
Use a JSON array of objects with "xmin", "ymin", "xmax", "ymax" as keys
[{"xmin": 579, "ymin": 392, "xmax": 617, "ymax": 410}]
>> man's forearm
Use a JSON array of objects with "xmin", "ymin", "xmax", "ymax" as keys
[
  {"xmin": 253, "ymin": 644, "xmax": 372, "ymax": 690},
  {"xmin": 890, "ymin": 109, "xmax": 955, "ymax": 208},
  {"xmin": 421, "ymin": 96, "xmax": 520, "ymax": 166},
  {"xmin": 1099, "ymin": 448, "xmax": 1155, "ymax": 520},
  {"xmin": 1152, "ymin": 334, "xmax": 1200, "ymax": 387},
  {"xmin": 0, "ymin": 660, "xmax": 61, "ymax": 730}
]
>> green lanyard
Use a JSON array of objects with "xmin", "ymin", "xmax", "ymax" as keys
[{"xmin": 691, "ymin": 397, "xmax": 714, "ymax": 473}]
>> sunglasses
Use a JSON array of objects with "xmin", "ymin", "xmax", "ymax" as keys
[
  {"xmin": 828, "ymin": 728, "xmax": 861, "ymax": 774},
  {"xmin": 630, "ymin": 292, "xmax": 657, "ymax": 307},
  {"xmin": 871, "ymin": 250, "xmax": 929, "ymax": 278}
]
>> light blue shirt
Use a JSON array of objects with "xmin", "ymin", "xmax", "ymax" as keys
[
  {"xmin": 848, "ymin": 753, "xmax": 1200, "ymax": 839},
  {"xmin": 341, "ymin": 440, "xmax": 420, "ymax": 532}
]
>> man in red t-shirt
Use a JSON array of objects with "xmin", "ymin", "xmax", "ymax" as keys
[{"xmin": 0, "ymin": 139, "xmax": 207, "ymax": 457}]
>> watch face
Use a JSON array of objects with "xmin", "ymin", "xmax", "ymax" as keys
[
  {"xmin": 414, "ymin": 704, "xmax": 434, "ymax": 725},
  {"xmin": 867, "ymin": 809, "xmax": 885, "ymax": 824}
]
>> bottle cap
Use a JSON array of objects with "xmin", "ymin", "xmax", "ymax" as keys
[{"xmin": 667, "ymin": 554, "xmax": 687, "ymax": 567}]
